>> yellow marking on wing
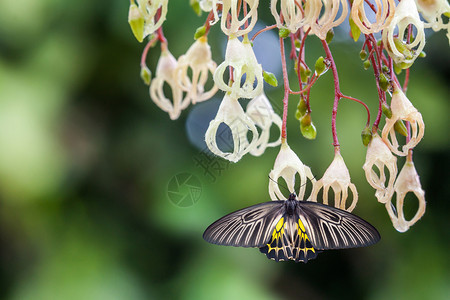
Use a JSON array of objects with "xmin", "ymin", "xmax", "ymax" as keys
[
  {"xmin": 297, "ymin": 219, "xmax": 315, "ymax": 253},
  {"xmin": 266, "ymin": 217, "xmax": 285, "ymax": 253}
]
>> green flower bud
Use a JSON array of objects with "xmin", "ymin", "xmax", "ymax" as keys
[
  {"xmin": 140, "ymin": 65, "xmax": 152, "ymax": 85},
  {"xmin": 363, "ymin": 60, "xmax": 371, "ymax": 70},
  {"xmin": 419, "ymin": 51, "xmax": 426, "ymax": 58},
  {"xmin": 128, "ymin": 3, "xmax": 145, "ymax": 43},
  {"xmin": 194, "ymin": 26, "xmax": 206, "ymax": 40},
  {"xmin": 361, "ymin": 126, "xmax": 372, "ymax": 146},
  {"xmin": 360, "ymin": 50, "xmax": 367, "ymax": 60},
  {"xmin": 315, "ymin": 56, "xmax": 326, "ymax": 76},
  {"xmin": 294, "ymin": 39, "xmax": 301, "ymax": 49},
  {"xmin": 279, "ymin": 28, "xmax": 290, "ymax": 38},
  {"xmin": 300, "ymin": 114, "xmax": 317, "ymax": 140},
  {"xmin": 300, "ymin": 65, "xmax": 309, "ymax": 83},
  {"xmin": 394, "ymin": 120, "xmax": 408, "ymax": 137},
  {"xmin": 393, "ymin": 38, "xmax": 413, "ymax": 60},
  {"xmin": 326, "ymin": 29, "xmax": 334, "ymax": 44},
  {"xmin": 394, "ymin": 63, "xmax": 403, "ymax": 74},
  {"xmin": 382, "ymin": 102, "xmax": 392, "ymax": 118},
  {"xmin": 296, "ymin": 97, "xmax": 307, "ymax": 119},
  {"xmin": 379, "ymin": 73, "xmax": 389, "ymax": 91},
  {"xmin": 382, "ymin": 65, "xmax": 389, "ymax": 73},
  {"xmin": 263, "ymin": 71, "xmax": 278, "ymax": 87},
  {"xmin": 349, "ymin": 16, "xmax": 361, "ymax": 42}
]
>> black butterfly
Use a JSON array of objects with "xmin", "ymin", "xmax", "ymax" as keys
[{"xmin": 203, "ymin": 193, "xmax": 380, "ymax": 262}]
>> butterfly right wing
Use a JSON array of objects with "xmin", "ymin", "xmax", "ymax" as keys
[{"xmin": 203, "ymin": 201, "xmax": 285, "ymax": 248}]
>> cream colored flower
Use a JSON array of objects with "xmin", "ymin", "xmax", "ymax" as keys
[
  {"xmin": 199, "ymin": 0, "xmax": 222, "ymax": 25},
  {"xmin": 129, "ymin": 0, "xmax": 168, "ymax": 42},
  {"xmin": 311, "ymin": 152, "xmax": 358, "ymax": 212},
  {"xmin": 385, "ymin": 159, "xmax": 426, "ymax": 232},
  {"xmin": 149, "ymin": 47, "xmax": 189, "ymax": 120},
  {"xmin": 176, "ymin": 37, "xmax": 218, "ymax": 105},
  {"xmin": 304, "ymin": 0, "xmax": 348, "ymax": 40},
  {"xmin": 268, "ymin": 141, "xmax": 316, "ymax": 201},
  {"xmin": 214, "ymin": 36, "xmax": 263, "ymax": 99},
  {"xmin": 381, "ymin": 84, "xmax": 425, "ymax": 156},
  {"xmin": 221, "ymin": 0, "xmax": 259, "ymax": 37},
  {"xmin": 415, "ymin": 0, "xmax": 450, "ymax": 31},
  {"xmin": 363, "ymin": 133, "xmax": 397, "ymax": 203},
  {"xmin": 205, "ymin": 93, "xmax": 259, "ymax": 162},
  {"xmin": 351, "ymin": 0, "xmax": 395, "ymax": 34},
  {"xmin": 270, "ymin": 0, "xmax": 309, "ymax": 33},
  {"xmin": 246, "ymin": 92, "xmax": 282, "ymax": 156},
  {"xmin": 382, "ymin": 0, "xmax": 425, "ymax": 67}
]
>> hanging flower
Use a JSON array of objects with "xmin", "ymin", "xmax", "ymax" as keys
[
  {"xmin": 128, "ymin": 0, "xmax": 169, "ymax": 42},
  {"xmin": 385, "ymin": 159, "xmax": 426, "ymax": 232},
  {"xmin": 351, "ymin": 0, "xmax": 395, "ymax": 34},
  {"xmin": 221, "ymin": 0, "xmax": 259, "ymax": 37},
  {"xmin": 214, "ymin": 36, "xmax": 263, "ymax": 99},
  {"xmin": 205, "ymin": 93, "xmax": 259, "ymax": 162},
  {"xmin": 311, "ymin": 151, "xmax": 358, "ymax": 212},
  {"xmin": 246, "ymin": 92, "xmax": 282, "ymax": 156},
  {"xmin": 382, "ymin": 0, "xmax": 426, "ymax": 67},
  {"xmin": 363, "ymin": 133, "xmax": 397, "ymax": 203},
  {"xmin": 149, "ymin": 46, "xmax": 189, "ymax": 120},
  {"xmin": 381, "ymin": 84, "xmax": 425, "ymax": 156},
  {"xmin": 176, "ymin": 37, "xmax": 218, "ymax": 105},
  {"xmin": 268, "ymin": 141, "xmax": 316, "ymax": 201},
  {"xmin": 199, "ymin": 0, "xmax": 222, "ymax": 25},
  {"xmin": 415, "ymin": 0, "xmax": 450, "ymax": 32},
  {"xmin": 270, "ymin": 0, "xmax": 310, "ymax": 33},
  {"xmin": 304, "ymin": 0, "xmax": 349, "ymax": 40}
]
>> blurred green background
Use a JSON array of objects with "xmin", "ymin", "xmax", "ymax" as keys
[{"xmin": 0, "ymin": 1, "xmax": 448, "ymax": 299}]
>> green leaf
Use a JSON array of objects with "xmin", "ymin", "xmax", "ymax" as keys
[
  {"xmin": 263, "ymin": 71, "xmax": 278, "ymax": 87},
  {"xmin": 349, "ymin": 16, "xmax": 361, "ymax": 42}
]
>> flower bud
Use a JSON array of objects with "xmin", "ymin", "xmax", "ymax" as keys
[
  {"xmin": 140, "ymin": 65, "xmax": 152, "ymax": 85},
  {"xmin": 315, "ymin": 56, "xmax": 326, "ymax": 76},
  {"xmin": 263, "ymin": 71, "xmax": 278, "ymax": 87},
  {"xmin": 361, "ymin": 126, "xmax": 372, "ymax": 146}
]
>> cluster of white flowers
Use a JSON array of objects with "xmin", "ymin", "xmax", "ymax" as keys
[{"xmin": 127, "ymin": 0, "xmax": 448, "ymax": 232}]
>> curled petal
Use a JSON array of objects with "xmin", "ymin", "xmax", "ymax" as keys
[
  {"xmin": 311, "ymin": 152, "xmax": 358, "ymax": 212},
  {"xmin": 214, "ymin": 36, "xmax": 263, "ymax": 99},
  {"xmin": 221, "ymin": 0, "xmax": 259, "ymax": 36},
  {"xmin": 268, "ymin": 141, "xmax": 316, "ymax": 201},
  {"xmin": 382, "ymin": 0, "xmax": 426, "ymax": 66},
  {"xmin": 149, "ymin": 48, "xmax": 189, "ymax": 120},
  {"xmin": 381, "ymin": 84, "xmax": 425, "ymax": 156},
  {"xmin": 351, "ymin": 0, "xmax": 395, "ymax": 34},
  {"xmin": 205, "ymin": 93, "xmax": 259, "ymax": 162},
  {"xmin": 135, "ymin": 0, "xmax": 168, "ymax": 40},
  {"xmin": 176, "ymin": 37, "xmax": 218, "ymax": 104},
  {"xmin": 246, "ymin": 92, "xmax": 282, "ymax": 156},
  {"xmin": 304, "ymin": 0, "xmax": 348, "ymax": 40},
  {"xmin": 271, "ymin": 0, "xmax": 308, "ymax": 33},
  {"xmin": 363, "ymin": 134, "xmax": 397, "ymax": 203},
  {"xmin": 415, "ymin": 0, "xmax": 450, "ymax": 31},
  {"xmin": 199, "ymin": 0, "xmax": 222, "ymax": 25},
  {"xmin": 385, "ymin": 160, "xmax": 426, "ymax": 232}
]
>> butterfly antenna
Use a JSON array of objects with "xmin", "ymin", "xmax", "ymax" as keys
[{"xmin": 268, "ymin": 176, "xmax": 291, "ymax": 194}]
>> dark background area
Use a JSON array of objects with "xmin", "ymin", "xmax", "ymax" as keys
[{"xmin": 0, "ymin": 1, "xmax": 448, "ymax": 299}]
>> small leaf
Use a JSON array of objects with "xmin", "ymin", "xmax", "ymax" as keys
[
  {"xmin": 263, "ymin": 71, "xmax": 278, "ymax": 87},
  {"xmin": 349, "ymin": 16, "xmax": 361, "ymax": 42},
  {"xmin": 194, "ymin": 26, "xmax": 206, "ymax": 40}
]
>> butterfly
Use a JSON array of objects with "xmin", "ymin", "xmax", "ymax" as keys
[{"xmin": 203, "ymin": 193, "xmax": 381, "ymax": 262}]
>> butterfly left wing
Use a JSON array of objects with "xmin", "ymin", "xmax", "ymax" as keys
[
  {"xmin": 296, "ymin": 201, "xmax": 381, "ymax": 250},
  {"xmin": 203, "ymin": 201, "xmax": 285, "ymax": 247}
]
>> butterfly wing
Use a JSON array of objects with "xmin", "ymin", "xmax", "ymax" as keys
[
  {"xmin": 259, "ymin": 214, "xmax": 318, "ymax": 263},
  {"xmin": 203, "ymin": 201, "xmax": 285, "ymax": 247},
  {"xmin": 296, "ymin": 201, "xmax": 381, "ymax": 250}
]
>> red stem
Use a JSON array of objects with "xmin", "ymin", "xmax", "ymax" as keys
[
  {"xmin": 280, "ymin": 37, "xmax": 290, "ymax": 141},
  {"xmin": 251, "ymin": 25, "xmax": 277, "ymax": 41},
  {"xmin": 140, "ymin": 35, "xmax": 159, "ymax": 67},
  {"xmin": 321, "ymin": 40, "xmax": 341, "ymax": 147}
]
